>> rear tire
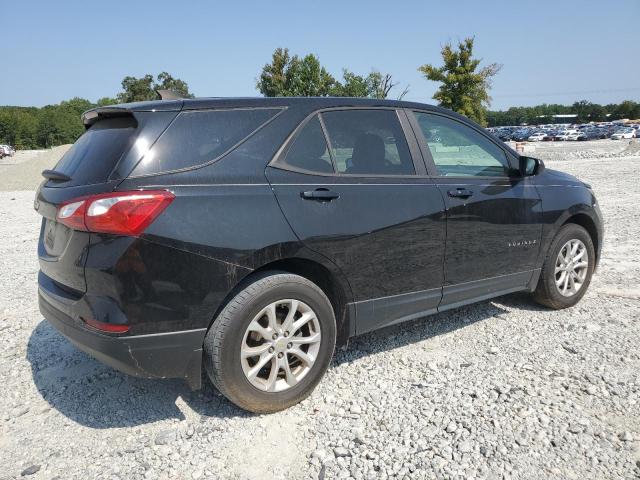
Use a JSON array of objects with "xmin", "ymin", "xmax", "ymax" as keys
[
  {"xmin": 533, "ymin": 224, "xmax": 595, "ymax": 309},
  {"xmin": 203, "ymin": 272, "xmax": 336, "ymax": 413}
]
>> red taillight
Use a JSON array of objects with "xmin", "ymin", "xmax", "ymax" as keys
[
  {"xmin": 83, "ymin": 317, "xmax": 130, "ymax": 333},
  {"xmin": 57, "ymin": 190, "xmax": 174, "ymax": 236}
]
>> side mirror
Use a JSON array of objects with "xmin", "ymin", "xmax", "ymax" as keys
[{"xmin": 519, "ymin": 156, "xmax": 544, "ymax": 176}]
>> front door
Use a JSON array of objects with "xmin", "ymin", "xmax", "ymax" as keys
[
  {"xmin": 266, "ymin": 108, "xmax": 446, "ymax": 334},
  {"xmin": 409, "ymin": 111, "xmax": 543, "ymax": 308}
]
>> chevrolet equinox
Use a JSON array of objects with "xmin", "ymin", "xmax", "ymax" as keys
[{"xmin": 36, "ymin": 97, "xmax": 603, "ymax": 413}]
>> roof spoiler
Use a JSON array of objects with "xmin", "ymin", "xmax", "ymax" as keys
[{"xmin": 81, "ymin": 107, "xmax": 133, "ymax": 127}]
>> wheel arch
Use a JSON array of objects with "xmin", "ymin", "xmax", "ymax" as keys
[
  {"xmin": 562, "ymin": 213, "xmax": 600, "ymax": 263},
  {"xmin": 208, "ymin": 254, "xmax": 355, "ymax": 346}
]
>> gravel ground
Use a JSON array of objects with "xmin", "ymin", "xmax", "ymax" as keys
[
  {"xmin": 0, "ymin": 145, "xmax": 71, "ymax": 191},
  {"xmin": 527, "ymin": 139, "xmax": 640, "ymax": 161},
  {"xmin": 0, "ymin": 143, "xmax": 639, "ymax": 479}
]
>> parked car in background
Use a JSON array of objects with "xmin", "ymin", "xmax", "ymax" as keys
[
  {"xmin": 0, "ymin": 145, "xmax": 15, "ymax": 157},
  {"xmin": 511, "ymin": 129, "xmax": 534, "ymax": 142},
  {"xmin": 567, "ymin": 132, "xmax": 582, "ymax": 141},
  {"xmin": 35, "ymin": 96, "xmax": 603, "ymax": 413},
  {"xmin": 496, "ymin": 130, "xmax": 514, "ymax": 141},
  {"xmin": 601, "ymin": 126, "xmax": 617, "ymax": 138},
  {"xmin": 611, "ymin": 128, "xmax": 635, "ymax": 140},
  {"xmin": 528, "ymin": 132, "xmax": 548, "ymax": 142},
  {"xmin": 554, "ymin": 130, "xmax": 577, "ymax": 141},
  {"xmin": 577, "ymin": 129, "xmax": 603, "ymax": 141},
  {"xmin": 543, "ymin": 129, "xmax": 559, "ymax": 141}
]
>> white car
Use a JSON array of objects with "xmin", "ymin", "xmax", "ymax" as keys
[
  {"xmin": 611, "ymin": 129, "xmax": 635, "ymax": 140},
  {"xmin": 527, "ymin": 132, "xmax": 548, "ymax": 142},
  {"xmin": 566, "ymin": 132, "xmax": 582, "ymax": 141},
  {"xmin": 554, "ymin": 130, "xmax": 578, "ymax": 141},
  {"xmin": 0, "ymin": 145, "xmax": 14, "ymax": 157}
]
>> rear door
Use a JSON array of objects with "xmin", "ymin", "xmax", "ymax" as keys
[
  {"xmin": 408, "ymin": 110, "xmax": 543, "ymax": 308},
  {"xmin": 266, "ymin": 108, "xmax": 446, "ymax": 334}
]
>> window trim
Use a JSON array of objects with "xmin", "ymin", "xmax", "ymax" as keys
[
  {"xmin": 127, "ymin": 106, "xmax": 286, "ymax": 179},
  {"xmin": 317, "ymin": 113, "xmax": 338, "ymax": 173},
  {"xmin": 269, "ymin": 106, "xmax": 426, "ymax": 178},
  {"xmin": 406, "ymin": 109, "xmax": 521, "ymax": 179}
]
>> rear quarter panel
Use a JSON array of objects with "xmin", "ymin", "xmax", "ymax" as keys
[{"xmin": 107, "ymin": 106, "xmax": 354, "ymax": 335}]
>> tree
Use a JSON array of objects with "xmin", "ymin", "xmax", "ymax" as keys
[
  {"xmin": 290, "ymin": 54, "xmax": 337, "ymax": 96},
  {"xmin": 365, "ymin": 71, "xmax": 397, "ymax": 99},
  {"xmin": 257, "ymin": 48, "xmax": 336, "ymax": 97},
  {"xmin": 0, "ymin": 72, "xmax": 195, "ymax": 149},
  {"xmin": 258, "ymin": 48, "xmax": 406, "ymax": 99},
  {"xmin": 155, "ymin": 72, "xmax": 193, "ymax": 98},
  {"xmin": 571, "ymin": 100, "xmax": 608, "ymax": 123},
  {"xmin": 117, "ymin": 74, "xmax": 155, "ymax": 103},
  {"xmin": 611, "ymin": 100, "xmax": 640, "ymax": 120},
  {"xmin": 418, "ymin": 37, "xmax": 501, "ymax": 125},
  {"xmin": 96, "ymin": 97, "xmax": 118, "ymax": 106},
  {"xmin": 331, "ymin": 70, "xmax": 369, "ymax": 97},
  {"xmin": 116, "ymin": 72, "xmax": 194, "ymax": 103}
]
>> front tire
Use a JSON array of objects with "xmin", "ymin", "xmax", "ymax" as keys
[
  {"xmin": 533, "ymin": 223, "xmax": 595, "ymax": 309},
  {"xmin": 203, "ymin": 272, "xmax": 336, "ymax": 413}
]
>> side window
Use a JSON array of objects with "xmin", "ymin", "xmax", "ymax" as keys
[
  {"xmin": 132, "ymin": 108, "xmax": 281, "ymax": 176},
  {"xmin": 413, "ymin": 112, "xmax": 511, "ymax": 177},
  {"xmin": 321, "ymin": 110, "xmax": 415, "ymax": 176},
  {"xmin": 282, "ymin": 116, "xmax": 333, "ymax": 173}
]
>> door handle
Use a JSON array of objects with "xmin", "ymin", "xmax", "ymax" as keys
[
  {"xmin": 301, "ymin": 188, "xmax": 340, "ymax": 201},
  {"xmin": 447, "ymin": 188, "xmax": 474, "ymax": 199}
]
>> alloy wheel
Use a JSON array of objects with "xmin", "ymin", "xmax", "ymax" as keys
[
  {"xmin": 240, "ymin": 299, "xmax": 322, "ymax": 392},
  {"xmin": 554, "ymin": 239, "xmax": 589, "ymax": 297}
]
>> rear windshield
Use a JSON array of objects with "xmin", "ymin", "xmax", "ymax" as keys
[
  {"xmin": 130, "ymin": 108, "xmax": 281, "ymax": 176},
  {"xmin": 51, "ymin": 116, "xmax": 137, "ymax": 187}
]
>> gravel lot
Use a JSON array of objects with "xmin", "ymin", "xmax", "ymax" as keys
[{"xmin": 0, "ymin": 141, "xmax": 639, "ymax": 479}]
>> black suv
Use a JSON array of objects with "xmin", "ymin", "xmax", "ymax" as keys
[{"xmin": 36, "ymin": 97, "xmax": 603, "ymax": 413}]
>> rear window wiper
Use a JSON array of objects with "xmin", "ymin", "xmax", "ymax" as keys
[{"xmin": 42, "ymin": 169, "xmax": 72, "ymax": 182}]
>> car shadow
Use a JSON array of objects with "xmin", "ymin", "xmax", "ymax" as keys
[
  {"xmin": 27, "ymin": 292, "xmax": 546, "ymax": 428},
  {"xmin": 27, "ymin": 320, "xmax": 250, "ymax": 428},
  {"xmin": 333, "ymin": 293, "xmax": 533, "ymax": 365}
]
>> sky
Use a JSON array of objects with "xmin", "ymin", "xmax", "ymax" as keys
[{"xmin": 1, "ymin": 0, "xmax": 638, "ymax": 110}]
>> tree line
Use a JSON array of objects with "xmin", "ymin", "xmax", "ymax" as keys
[
  {"xmin": 486, "ymin": 100, "xmax": 640, "ymax": 127},
  {"xmin": 0, "ymin": 72, "xmax": 193, "ymax": 149},
  {"xmin": 1, "ymin": 39, "xmax": 638, "ymax": 149}
]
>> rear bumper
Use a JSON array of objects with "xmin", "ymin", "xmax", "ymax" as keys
[{"xmin": 38, "ymin": 282, "xmax": 205, "ymax": 389}]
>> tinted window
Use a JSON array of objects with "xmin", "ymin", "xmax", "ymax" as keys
[
  {"xmin": 413, "ymin": 112, "xmax": 511, "ymax": 177},
  {"xmin": 52, "ymin": 116, "xmax": 137, "ymax": 186},
  {"xmin": 133, "ymin": 108, "xmax": 280, "ymax": 176},
  {"xmin": 321, "ymin": 110, "xmax": 414, "ymax": 175},
  {"xmin": 282, "ymin": 116, "xmax": 333, "ymax": 173}
]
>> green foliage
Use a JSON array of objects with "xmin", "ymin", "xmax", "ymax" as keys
[
  {"xmin": 419, "ymin": 37, "xmax": 501, "ymax": 126},
  {"xmin": 117, "ymin": 72, "xmax": 194, "ymax": 103},
  {"xmin": 0, "ymin": 107, "xmax": 39, "ymax": 149},
  {"xmin": 258, "ymin": 48, "xmax": 406, "ymax": 99},
  {"xmin": 117, "ymin": 75, "xmax": 155, "ymax": 103},
  {"xmin": 610, "ymin": 100, "xmax": 640, "ymax": 120},
  {"xmin": 331, "ymin": 70, "xmax": 369, "ymax": 97},
  {"xmin": 331, "ymin": 70, "xmax": 406, "ymax": 99},
  {"xmin": 486, "ymin": 100, "xmax": 640, "ymax": 126},
  {"xmin": 96, "ymin": 97, "xmax": 118, "ymax": 107},
  {"xmin": 0, "ymin": 97, "xmax": 92, "ymax": 149},
  {"xmin": 257, "ymin": 48, "xmax": 336, "ymax": 97},
  {"xmin": 0, "ymin": 72, "xmax": 194, "ymax": 149}
]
